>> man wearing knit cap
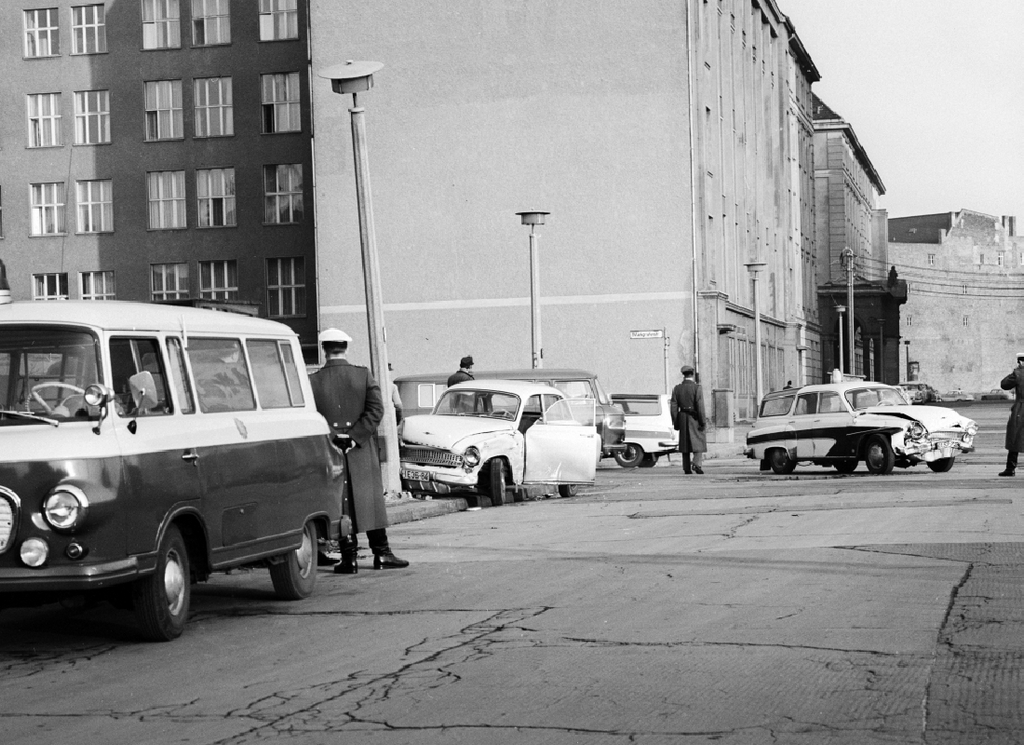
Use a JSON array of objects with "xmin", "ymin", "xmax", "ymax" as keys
[{"xmin": 447, "ymin": 356, "xmax": 475, "ymax": 387}]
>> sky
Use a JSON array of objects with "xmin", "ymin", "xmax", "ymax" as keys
[{"xmin": 779, "ymin": 0, "xmax": 1024, "ymax": 220}]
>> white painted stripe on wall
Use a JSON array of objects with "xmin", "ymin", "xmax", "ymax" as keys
[{"xmin": 321, "ymin": 291, "xmax": 690, "ymax": 315}]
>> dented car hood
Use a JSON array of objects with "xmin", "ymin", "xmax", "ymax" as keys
[
  {"xmin": 861, "ymin": 404, "xmax": 973, "ymax": 430},
  {"xmin": 401, "ymin": 414, "xmax": 515, "ymax": 451}
]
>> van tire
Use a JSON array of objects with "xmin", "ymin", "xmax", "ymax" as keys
[
  {"xmin": 558, "ymin": 483, "xmax": 579, "ymax": 498},
  {"xmin": 768, "ymin": 448, "xmax": 796, "ymax": 475},
  {"xmin": 269, "ymin": 520, "xmax": 318, "ymax": 600},
  {"xmin": 488, "ymin": 459, "xmax": 508, "ymax": 506},
  {"xmin": 133, "ymin": 525, "xmax": 190, "ymax": 642},
  {"xmin": 614, "ymin": 444, "xmax": 645, "ymax": 468}
]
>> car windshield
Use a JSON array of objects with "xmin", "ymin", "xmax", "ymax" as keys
[
  {"xmin": 0, "ymin": 325, "xmax": 102, "ymax": 425},
  {"xmin": 434, "ymin": 389, "xmax": 521, "ymax": 420},
  {"xmin": 845, "ymin": 386, "xmax": 909, "ymax": 411}
]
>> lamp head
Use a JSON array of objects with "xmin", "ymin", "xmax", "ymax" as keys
[
  {"xmin": 516, "ymin": 211, "xmax": 550, "ymax": 226},
  {"xmin": 319, "ymin": 60, "xmax": 384, "ymax": 95}
]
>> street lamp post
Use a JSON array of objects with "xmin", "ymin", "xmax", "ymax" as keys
[
  {"xmin": 516, "ymin": 211, "xmax": 549, "ymax": 369},
  {"xmin": 744, "ymin": 261, "xmax": 767, "ymax": 406},
  {"xmin": 318, "ymin": 60, "xmax": 401, "ymax": 497},
  {"xmin": 836, "ymin": 305, "xmax": 846, "ymax": 376},
  {"xmin": 841, "ymin": 247, "xmax": 855, "ymax": 374}
]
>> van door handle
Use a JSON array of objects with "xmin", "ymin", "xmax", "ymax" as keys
[{"xmin": 182, "ymin": 450, "xmax": 199, "ymax": 465}]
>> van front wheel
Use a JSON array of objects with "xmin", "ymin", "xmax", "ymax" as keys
[
  {"xmin": 614, "ymin": 444, "xmax": 645, "ymax": 468},
  {"xmin": 133, "ymin": 525, "xmax": 190, "ymax": 642},
  {"xmin": 269, "ymin": 520, "xmax": 318, "ymax": 600}
]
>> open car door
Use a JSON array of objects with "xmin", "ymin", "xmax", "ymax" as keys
[{"xmin": 523, "ymin": 398, "xmax": 597, "ymax": 484}]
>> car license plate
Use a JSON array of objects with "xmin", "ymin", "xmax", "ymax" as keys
[
  {"xmin": 401, "ymin": 468, "xmax": 432, "ymax": 481},
  {"xmin": 934, "ymin": 440, "xmax": 956, "ymax": 450}
]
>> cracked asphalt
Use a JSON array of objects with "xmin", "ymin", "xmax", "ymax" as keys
[{"xmin": 1, "ymin": 403, "xmax": 1022, "ymax": 744}]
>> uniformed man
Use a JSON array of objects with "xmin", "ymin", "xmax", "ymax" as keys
[
  {"xmin": 447, "ymin": 356, "xmax": 475, "ymax": 387},
  {"xmin": 310, "ymin": 329, "xmax": 408, "ymax": 572},
  {"xmin": 999, "ymin": 351, "xmax": 1024, "ymax": 476},
  {"xmin": 670, "ymin": 365, "xmax": 708, "ymax": 474}
]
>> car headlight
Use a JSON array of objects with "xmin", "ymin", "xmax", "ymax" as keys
[
  {"xmin": 907, "ymin": 421, "xmax": 926, "ymax": 440},
  {"xmin": 20, "ymin": 537, "xmax": 49, "ymax": 567},
  {"xmin": 966, "ymin": 424, "xmax": 978, "ymax": 437},
  {"xmin": 43, "ymin": 486, "xmax": 89, "ymax": 532},
  {"xmin": 463, "ymin": 447, "xmax": 481, "ymax": 469}
]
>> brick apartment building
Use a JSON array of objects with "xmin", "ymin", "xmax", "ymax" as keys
[
  {"xmin": 0, "ymin": 1, "xmax": 319, "ymax": 360},
  {"xmin": 889, "ymin": 209, "xmax": 1024, "ymax": 394}
]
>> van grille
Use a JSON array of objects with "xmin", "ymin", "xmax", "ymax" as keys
[
  {"xmin": 0, "ymin": 488, "xmax": 19, "ymax": 554},
  {"xmin": 400, "ymin": 446, "xmax": 463, "ymax": 468}
]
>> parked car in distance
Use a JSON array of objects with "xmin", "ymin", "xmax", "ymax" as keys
[
  {"xmin": 398, "ymin": 380, "xmax": 598, "ymax": 506},
  {"xmin": 943, "ymin": 389, "xmax": 975, "ymax": 402},
  {"xmin": 610, "ymin": 393, "xmax": 678, "ymax": 468},
  {"xmin": 900, "ymin": 381, "xmax": 941, "ymax": 403},
  {"xmin": 745, "ymin": 381, "xmax": 977, "ymax": 475},
  {"xmin": 981, "ymin": 389, "xmax": 1014, "ymax": 400},
  {"xmin": 394, "ymin": 368, "xmax": 626, "ymax": 461}
]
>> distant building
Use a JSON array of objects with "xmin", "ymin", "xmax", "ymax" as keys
[
  {"xmin": 812, "ymin": 94, "xmax": 906, "ymax": 383},
  {"xmin": 889, "ymin": 209, "xmax": 1024, "ymax": 393},
  {"xmin": 0, "ymin": 1, "xmax": 319, "ymax": 360}
]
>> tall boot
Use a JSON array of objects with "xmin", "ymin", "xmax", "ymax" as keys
[
  {"xmin": 999, "ymin": 451, "xmax": 1018, "ymax": 477},
  {"xmin": 334, "ymin": 535, "xmax": 359, "ymax": 574},
  {"xmin": 682, "ymin": 452, "xmax": 692, "ymax": 474}
]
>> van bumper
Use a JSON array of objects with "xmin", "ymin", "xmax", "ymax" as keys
[{"xmin": 0, "ymin": 557, "xmax": 139, "ymax": 593}]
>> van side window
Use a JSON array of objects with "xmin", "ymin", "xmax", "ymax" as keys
[
  {"xmin": 248, "ymin": 339, "xmax": 297, "ymax": 409},
  {"xmin": 109, "ymin": 337, "xmax": 172, "ymax": 416},
  {"xmin": 555, "ymin": 380, "xmax": 593, "ymax": 399},
  {"xmin": 759, "ymin": 394, "xmax": 795, "ymax": 417},
  {"xmin": 819, "ymin": 392, "xmax": 842, "ymax": 413},
  {"xmin": 279, "ymin": 342, "xmax": 305, "ymax": 406},
  {"xmin": 165, "ymin": 337, "xmax": 195, "ymax": 414},
  {"xmin": 795, "ymin": 393, "xmax": 817, "ymax": 416},
  {"xmin": 417, "ymin": 384, "xmax": 436, "ymax": 409},
  {"xmin": 188, "ymin": 338, "xmax": 256, "ymax": 413}
]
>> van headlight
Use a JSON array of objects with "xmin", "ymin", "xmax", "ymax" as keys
[
  {"xmin": 463, "ymin": 447, "xmax": 481, "ymax": 469},
  {"xmin": 907, "ymin": 422, "xmax": 926, "ymax": 440},
  {"xmin": 43, "ymin": 486, "xmax": 89, "ymax": 532}
]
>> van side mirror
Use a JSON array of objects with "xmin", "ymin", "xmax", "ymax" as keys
[{"xmin": 129, "ymin": 371, "xmax": 159, "ymax": 413}]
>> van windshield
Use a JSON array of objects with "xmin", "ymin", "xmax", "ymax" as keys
[{"xmin": 0, "ymin": 326, "xmax": 101, "ymax": 425}]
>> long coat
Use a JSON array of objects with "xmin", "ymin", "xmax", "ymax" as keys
[
  {"xmin": 309, "ymin": 358, "xmax": 388, "ymax": 533},
  {"xmin": 1001, "ymin": 367, "xmax": 1024, "ymax": 452},
  {"xmin": 670, "ymin": 379, "xmax": 707, "ymax": 453}
]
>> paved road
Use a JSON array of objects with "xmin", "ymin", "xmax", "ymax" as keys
[{"xmin": 1, "ymin": 401, "xmax": 1021, "ymax": 744}]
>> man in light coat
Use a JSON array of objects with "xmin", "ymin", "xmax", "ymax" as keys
[
  {"xmin": 998, "ymin": 352, "xmax": 1024, "ymax": 476},
  {"xmin": 310, "ymin": 329, "xmax": 408, "ymax": 572},
  {"xmin": 670, "ymin": 365, "xmax": 708, "ymax": 474}
]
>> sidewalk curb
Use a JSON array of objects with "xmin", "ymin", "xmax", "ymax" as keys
[{"xmin": 386, "ymin": 496, "xmax": 469, "ymax": 525}]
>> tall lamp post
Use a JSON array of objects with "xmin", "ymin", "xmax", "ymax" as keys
[
  {"xmin": 319, "ymin": 60, "xmax": 400, "ymax": 497},
  {"xmin": 836, "ymin": 305, "xmax": 846, "ymax": 376},
  {"xmin": 841, "ymin": 246, "xmax": 855, "ymax": 374},
  {"xmin": 744, "ymin": 261, "xmax": 767, "ymax": 406},
  {"xmin": 516, "ymin": 211, "xmax": 549, "ymax": 369}
]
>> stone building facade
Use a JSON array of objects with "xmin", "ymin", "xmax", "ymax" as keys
[
  {"xmin": 310, "ymin": 0, "xmax": 820, "ymax": 428},
  {"xmin": 888, "ymin": 210, "xmax": 1024, "ymax": 394}
]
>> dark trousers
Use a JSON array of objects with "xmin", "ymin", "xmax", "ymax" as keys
[{"xmin": 344, "ymin": 471, "xmax": 390, "ymax": 552}]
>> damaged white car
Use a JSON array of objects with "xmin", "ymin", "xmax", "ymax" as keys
[
  {"xmin": 745, "ymin": 382, "xmax": 978, "ymax": 475},
  {"xmin": 398, "ymin": 380, "xmax": 598, "ymax": 506}
]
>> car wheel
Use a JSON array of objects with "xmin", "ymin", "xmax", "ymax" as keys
[
  {"xmin": 834, "ymin": 460, "xmax": 858, "ymax": 474},
  {"xmin": 638, "ymin": 453, "xmax": 659, "ymax": 468},
  {"xmin": 133, "ymin": 525, "xmax": 190, "ymax": 642},
  {"xmin": 614, "ymin": 444, "xmax": 645, "ymax": 468},
  {"xmin": 488, "ymin": 459, "xmax": 508, "ymax": 506},
  {"xmin": 768, "ymin": 448, "xmax": 796, "ymax": 475},
  {"xmin": 927, "ymin": 456, "xmax": 955, "ymax": 473},
  {"xmin": 269, "ymin": 519, "xmax": 318, "ymax": 600},
  {"xmin": 558, "ymin": 483, "xmax": 579, "ymax": 498},
  {"xmin": 864, "ymin": 435, "xmax": 895, "ymax": 475}
]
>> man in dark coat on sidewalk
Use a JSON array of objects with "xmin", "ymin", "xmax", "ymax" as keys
[
  {"xmin": 670, "ymin": 365, "xmax": 708, "ymax": 474},
  {"xmin": 447, "ymin": 355, "xmax": 475, "ymax": 387},
  {"xmin": 998, "ymin": 352, "xmax": 1024, "ymax": 476},
  {"xmin": 310, "ymin": 328, "xmax": 408, "ymax": 572}
]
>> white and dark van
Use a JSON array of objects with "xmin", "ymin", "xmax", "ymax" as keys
[{"xmin": 0, "ymin": 299, "xmax": 347, "ymax": 641}]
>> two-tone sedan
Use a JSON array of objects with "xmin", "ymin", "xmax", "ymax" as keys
[
  {"xmin": 745, "ymin": 382, "xmax": 978, "ymax": 475},
  {"xmin": 398, "ymin": 380, "xmax": 598, "ymax": 505}
]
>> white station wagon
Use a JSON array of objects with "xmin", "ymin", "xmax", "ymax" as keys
[
  {"xmin": 745, "ymin": 382, "xmax": 978, "ymax": 475},
  {"xmin": 398, "ymin": 380, "xmax": 598, "ymax": 506}
]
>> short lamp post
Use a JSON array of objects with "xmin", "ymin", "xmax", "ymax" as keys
[
  {"xmin": 318, "ymin": 60, "xmax": 400, "ymax": 497},
  {"xmin": 744, "ymin": 261, "xmax": 767, "ymax": 405},
  {"xmin": 516, "ymin": 211, "xmax": 549, "ymax": 369},
  {"xmin": 836, "ymin": 305, "xmax": 847, "ymax": 376}
]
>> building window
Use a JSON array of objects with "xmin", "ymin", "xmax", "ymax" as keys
[
  {"xmin": 259, "ymin": 0, "xmax": 298, "ymax": 41},
  {"xmin": 30, "ymin": 182, "xmax": 66, "ymax": 235},
  {"xmin": 907, "ymin": 316, "xmax": 912, "ymax": 326},
  {"xmin": 926, "ymin": 254, "xmax": 935, "ymax": 266},
  {"xmin": 81, "ymin": 270, "xmax": 115, "ymax": 300},
  {"xmin": 194, "ymin": 77, "xmax": 233, "ymax": 137},
  {"xmin": 74, "ymin": 90, "xmax": 110, "ymax": 144},
  {"xmin": 152, "ymin": 262, "xmax": 189, "ymax": 300},
  {"xmin": 0, "ymin": 187, "xmax": 4, "ymax": 238},
  {"xmin": 998, "ymin": 254, "xmax": 1004, "ymax": 266},
  {"xmin": 200, "ymin": 260, "xmax": 238, "ymax": 300},
  {"xmin": 963, "ymin": 316, "xmax": 969, "ymax": 327},
  {"xmin": 267, "ymin": 257, "xmax": 305, "ymax": 317},
  {"xmin": 264, "ymin": 164, "xmax": 302, "ymax": 223},
  {"xmin": 27, "ymin": 93, "xmax": 62, "ymax": 148},
  {"xmin": 142, "ymin": 0, "xmax": 181, "ymax": 50},
  {"xmin": 261, "ymin": 73, "xmax": 300, "ymax": 133},
  {"xmin": 979, "ymin": 253, "xmax": 986, "ymax": 265},
  {"xmin": 962, "ymin": 284, "xmax": 968, "ymax": 295},
  {"xmin": 192, "ymin": 0, "xmax": 230, "ymax": 45},
  {"xmin": 145, "ymin": 80, "xmax": 183, "ymax": 140},
  {"xmin": 33, "ymin": 273, "xmax": 69, "ymax": 300},
  {"xmin": 147, "ymin": 171, "xmax": 186, "ymax": 229},
  {"xmin": 196, "ymin": 168, "xmax": 235, "ymax": 227},
  {"xmin": 72, "ymin": 4, "xmax": 107, "ymax": 54},
  {"xmin": 25, "ymin": 8, "xmax": 60, "ymax": 57},
  {"xmin": 76, "ymin": 179, "xmax": 113, "ymax": 233}
]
